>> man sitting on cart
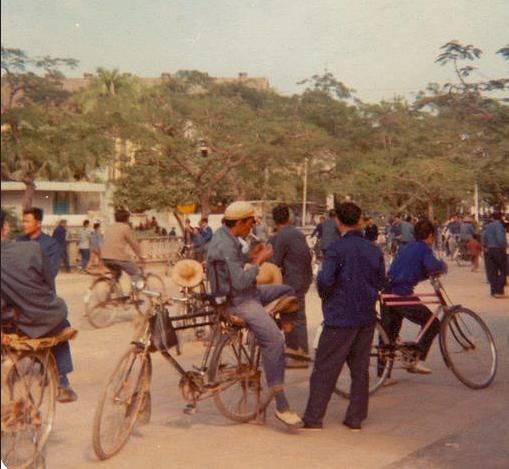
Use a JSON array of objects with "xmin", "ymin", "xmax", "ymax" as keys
[
  {"xmin": 0, "ymin": 208, "xmax": 78, "ymax": 402},
  {"xmin": 207, "ymin": 201, "xmax": 303, "ymax": 428}
]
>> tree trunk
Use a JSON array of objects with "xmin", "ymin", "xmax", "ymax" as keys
[
  {"xmin": 199, "ymin": 190, "xmax": 211, "ymax": 217},
  {"xmin": 22, "ymin": 180, "xmax": 35, "ymax": 209},
  {"xmin": 427, "ymin": 199, "xmax": 434, "ymax": 221}
]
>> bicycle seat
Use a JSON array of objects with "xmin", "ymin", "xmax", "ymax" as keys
[{"xmin": 1, "ymin": 327, "xmax": 78, "ymax": 351}]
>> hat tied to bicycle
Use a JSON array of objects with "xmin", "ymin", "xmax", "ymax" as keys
[
  {"xmin": 256, "ymin": 262, "xmax": 283, "ymax": 285},
  {"xmin": 171, "ymin": 259, "xmax": 204, "ymax": 288}
]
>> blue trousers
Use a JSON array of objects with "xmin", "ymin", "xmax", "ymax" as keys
[
  {"xmin": 228, "ymin": 285, "xmax": 293, "ymax": 389},
  {"xmin": 46, "ymin": 319, "xmax": 74, "ymax": 382},
  {"xmin": 79, "ymin": 249, "xmax": 90, "ymax": 270}
]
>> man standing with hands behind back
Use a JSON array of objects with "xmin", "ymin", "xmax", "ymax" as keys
[{"xmin": 302, "ymin": 202, "xmax": 385, "ymax": 431}]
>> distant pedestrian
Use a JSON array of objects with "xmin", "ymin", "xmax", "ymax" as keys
[
  {"xmin": 88, "ymin": 222, "xmax": 104, "ymax": 270},
  {"xmin": 363, "ymin": 216, "xmax": 379, "ymax": 244},
  {"xmin": 52, "ymin": 219, "xmax": 70, "ymax": 273},
  {"xmin": 302, "ymin": 202, "xmax": 385, "ymax": 431},
  {"xmin": 320, "ymin": 209, "xmax": 340, "ymax": 255},
  {"xmin": 78, "ymin": 220, "xmax": 91, "ymax": 272},
  {"xmin": 467, "ymin": 234, "xmax": 482, "ymax": 272}
]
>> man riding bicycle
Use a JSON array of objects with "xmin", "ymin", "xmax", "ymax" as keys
[
  {"xmin": 101, "ymin": 209, "xmax": 147, "ymax": 289},
  {"xmin": 382, "ymin": 219, "xmax": 447, "ymax": 375},
  {"xmin": 206, "ymin": 201, "xmax": 302, "ymax": 428}
]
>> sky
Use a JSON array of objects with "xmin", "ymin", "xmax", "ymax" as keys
[{"xmin": 2, "ymin": 0, "xmax": 508, "ymax": 103}]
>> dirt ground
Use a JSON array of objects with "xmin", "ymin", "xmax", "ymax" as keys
[{"xmin": 40, "ymin": 263, "xmax": 508, "ymax": 469}]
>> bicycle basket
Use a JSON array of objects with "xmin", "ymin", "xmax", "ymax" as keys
[{"xmin": 149, "ymin": 307, "xmax": 178, "ymax": 351}]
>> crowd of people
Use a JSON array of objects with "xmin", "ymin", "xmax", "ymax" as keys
[{"xmin": 1, "ymin": 201, "xmax": 507, "ymax": 432}]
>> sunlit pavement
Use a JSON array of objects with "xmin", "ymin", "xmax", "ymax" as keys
[{"xmin": 45, "ymin": 263, "xmax": 508, "ymax": 469}]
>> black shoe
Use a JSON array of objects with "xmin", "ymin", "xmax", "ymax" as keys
[
  {"xmin": 300, "ymin": 422, "xmax": 323, "ymax": 431},
  {"xmin": 342, "ymin": 421, "xmax": 361, "ymax": 432},
  {"xmin": 57, "ymin": 385, "xmax": 78, "ymax": 403}
]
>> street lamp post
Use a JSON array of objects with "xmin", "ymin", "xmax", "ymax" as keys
[{"xmin": 301, "ymin": 157, "xmax": 308, "ymax": 227}]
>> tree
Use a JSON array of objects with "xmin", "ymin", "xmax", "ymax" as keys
[{"xmin": 1, "ymin": 47, "xmax": 112, "ymax": 208}]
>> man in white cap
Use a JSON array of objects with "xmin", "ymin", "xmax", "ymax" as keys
[{"xmin": 207, "ymin": 201, "xmax": 302, "ymax": 427}]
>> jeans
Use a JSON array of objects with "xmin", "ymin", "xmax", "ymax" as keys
[
  {"xmin": 79, "ymin": 249, "xmax": 90, "ymax": 270},
  {"xmin": 303, "ymin": 325, "xmax": 374, "ymax": 427},
  {"xmin": 228, "ymin": 284, "xmax": 293, "ymax": 389},
  {"xmin": 485, "ymin": 247, "xmax": 507, "ymax": 295}
]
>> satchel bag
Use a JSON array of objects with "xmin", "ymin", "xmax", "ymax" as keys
[{"xmin": 149, "ymin": 306, "xmax": 178, "ymax": 351}]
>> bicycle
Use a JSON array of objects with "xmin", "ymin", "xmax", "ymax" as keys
[
  {"xmin": 1, "ymin": 324, "xmax": 77, "ymax": 469},
  {"xmin": 91, "ymin": 287, "xmax": 298, "ymax": 460},
  {"xmin": 334, "ymin": 275, "xmax": 497, "ymax": 398},
  {"xmin": 451, "ymin": 238, "xmax": 470, "ymax": 267},
  {"xmin": 165, "ymin": 241, "xmax": 195, "ymax": 276},
  {"xmin": 84, "ymin": 264, "xmax": 166, "ymax": 328}
]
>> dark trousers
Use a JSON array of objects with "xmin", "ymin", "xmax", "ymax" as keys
[
  {"xmin": 284, "ymin": 292, "xmax": 309, "ymax": 354},
  {"xmin": 45, "ymin": 319, "xmax": 74, "ymax": 383},
  {"xmin": 79, "ymin": 248, "xmax": 90, "ymax": 270},
  {"xmin": 59, "ymin": 244, "xmax": 70, "ymax": 272},
  {"xmin": 303, "ymin": 325, "xmax": 374, "ymax": 427},
  {"xmin": 485, "ymin": 248, "xmax": 507, "ymax": 295},
  {"xmin": 381, "ymin": 300, "xmax": 441, "ymax": 360}
]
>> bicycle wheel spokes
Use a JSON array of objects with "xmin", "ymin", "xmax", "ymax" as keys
[
  {"xmin": 211, "ymin": 332, "xmax": 270, "ymax": 422},
  {"xmin": 334, "ymin": 321, "xmax": 393, "ymax": 398},
  {"xmin": 86, "ymin": 278, "xmax": 120, "ymax": 328},
  {"xmin": 441, "ymin": 308, "xmax": 497, "ymax": 389},
  {"xmin": 1, "ymin": 353, "xmax": 57, "ymax": 469},
  {"xmin": 92, "ymin": 347, "xmax": 150, "ymax": 460}
]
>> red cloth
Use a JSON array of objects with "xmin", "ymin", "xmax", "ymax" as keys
[{"xmin": 467, "ymin": 239, "xmax": 481, "ymax": 256}]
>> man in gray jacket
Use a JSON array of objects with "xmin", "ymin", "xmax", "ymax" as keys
[
  {"xmin": 207, "ymin": 201, "xmax": 302, "ymax": 427},
  {"xmin": 1, "ymin": 209, "xmax": 77, "ymax": 402}
]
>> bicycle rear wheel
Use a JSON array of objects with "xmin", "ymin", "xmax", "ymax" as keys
[
  {"xmin": 209, "ymin": 331, "xmax": 271, "ymax": 422},
  {"xmin": 334, "ymin": 321, "xmax": 393, "ymax": 398},
  {"xmin": 92, "ymin": 346, "xmax": 151, "ymax": 460},
  {"xmin": 85, "ymin": 278, "xmax": 119, "ymax": 328},
  {"xmin": 1, "ymin": 352, "xmax": 57, "ymax": 469},
  {"xmin": 440, "ymin": 307, "xmax": 497, "ymax": 389}
]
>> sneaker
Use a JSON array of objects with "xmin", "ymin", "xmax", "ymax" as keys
[
  {"xmin": 274, "ymin": 410, "xmax": 303, "ymax": 428},
  {"xmin": 301, "ymin": 422, "xmax": 323, "ymax": 431},
  {"xmin": 342, "ymin": 421, "xmax": 361, "ymax": 432},
  {"xmin": 56, "ymin": 385, "xmax": 78, "ymax": 403},
  {"xmin": 406, "ymin": 361, "xmax": 431, "ymax": 375},
  {"xmin": 285, "ymin": 358, "xmax": 309, "ymax": 369}
]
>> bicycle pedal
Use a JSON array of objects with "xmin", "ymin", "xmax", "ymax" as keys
[{"xmin": 183, "ymin": 404, "xmax": 197, "ymax": 415}]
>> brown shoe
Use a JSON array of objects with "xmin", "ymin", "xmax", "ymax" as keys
[
  {"xmin": 285, "ymin": 358, "xmax": 309, "ymax": 369},
  {"xmin": 57, "ymin": 386, "xmax": 78, "ymax": 403}
]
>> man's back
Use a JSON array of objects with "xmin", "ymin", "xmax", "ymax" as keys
[
  {"xmin": 1, "ymin": 240, "xmax": 67, "ymax": 338},
  {"xmin": 271, "ymin": 225, "xmax": 312, "ymax": 293},
  {"xmin": 400, "ymin": 221, "xmax": 415, "ymax": 243},
  {"xmin": 317, "ymin": 231, "xmax": 385, "ymax": 328},
  {"xmin": 101, "ymin": 222, "xmax": 141, "ymax": 261}
]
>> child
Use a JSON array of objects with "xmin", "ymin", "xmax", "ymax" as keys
[{"xmin": 467, "ymin": 234, "xmax": 482, "ymax": 272}]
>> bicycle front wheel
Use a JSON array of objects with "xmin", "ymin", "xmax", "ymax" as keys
[
  {"xmin": 1, "ymin": 352, "xmax": 57, "ymax": 469},
  {"xmin": 92, "ymin": 346, "xmax": 151, "ymax": 460},
  {"xmin": 85, "ymin": 278, "xmax": 119, "ymax": 328},
  {"xmin": 334, "ymin": 321, "xmax": 393, "ymax": 398},
  {"xmin": 440, "ymin": 307, "xmax": 497, "ymax": 389},
  {"xmin": 209, "ymin": 331, "xmax": 271, "ymax": 422}
]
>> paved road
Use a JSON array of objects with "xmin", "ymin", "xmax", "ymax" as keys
[{"xmin": 42, "ymin": 264, "xmax": 508, "ymax": 469}]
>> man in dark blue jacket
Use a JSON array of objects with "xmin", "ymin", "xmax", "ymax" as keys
[
  {"xmin": 302, "ymin": 202, "xmax": 385, "ymax": 431},
  {"xmin": 52, "ymin": 219, "xmax": 70, "ymax": 273},
  {"xmin": 383, "ymin": 219, "xmax": 447, "ymax": 374},
  {"xmin": 17, "ymin": 207, "xmax": 60, "ymax": 290}
]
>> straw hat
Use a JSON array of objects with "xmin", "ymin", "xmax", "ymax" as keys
[
  {"xmin": 224, "ymin": 201, "xmax": 255, "ymax": 221},
  {"xmin": 171, "ymin": 259, "xmax": 204, "ymax": 288},
  {"xmin": 256, "ymin": 262, "xmax": 283, "ymax": 285}
]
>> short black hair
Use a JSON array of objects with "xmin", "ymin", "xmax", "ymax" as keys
[
  {"xmin": 328, "ymin": 209, "xmax": 336, "ymax": 218},
  {"xmin": 414, "ymin": 219, "xmax": 435, "ymax": 240},
  {"xmin": 491, "ymin": 212, "xmax": 501, "ymax": 221},
  {"xmin": 93, "ymin": 222, "xmax": 101, "ymax": 230},
  {"xmin": 23, "ymin": 207, "xmax": 43, "ymax": 221},
  {"xmin": 201, "ymin": 217, "xmax": 208, "ymax": 223},
  {"xmin": 0, "ymin": 208, "xmax": 6, "ymax": 229},
  {"xmin": 335, "ymin": 202, "xmax": 362, "ymax": 227},
  {"xmin": 115, "ymin": 209, "xmax": 130, "ymax": 223},
  {"xmin": 272, "ymin": 204, "xmax": 290, "ymax": 225},
  {"xmin": 83, "ymin": 219, "xmax": 90, "ymax": 227}
]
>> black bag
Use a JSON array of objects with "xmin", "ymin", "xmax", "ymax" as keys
[{"xmin": 149, "ymin": 306, "xmax": 178, "ymax": 351}]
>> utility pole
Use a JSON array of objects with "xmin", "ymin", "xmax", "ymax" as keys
[
  {"xmin": 474, "ymin": 178, "xmax": 480, "ymax": 222},
  {"xmin": 301, "ymin": 157, "xmax": 308, "ymax": 227}
]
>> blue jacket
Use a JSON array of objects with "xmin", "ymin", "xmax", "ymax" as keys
[
  {"xmin": 17, "ymin": 233, "xmax": 61, "ymax": 287},
  {"xmin": 317, "ymin": 230, "xmax": 385, "ymax": 328},
  {"xmin": 482, "ymin": 220, "xmax": 507, "ymax": 249},
  {"xmin": 387, "ymin": 240, "xmax": 446, "ymax": 295}
]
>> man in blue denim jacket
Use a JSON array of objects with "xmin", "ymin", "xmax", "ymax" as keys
[{"xmin": 302, "ymin": 202, "xmax": 385, "ymax": 431}]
